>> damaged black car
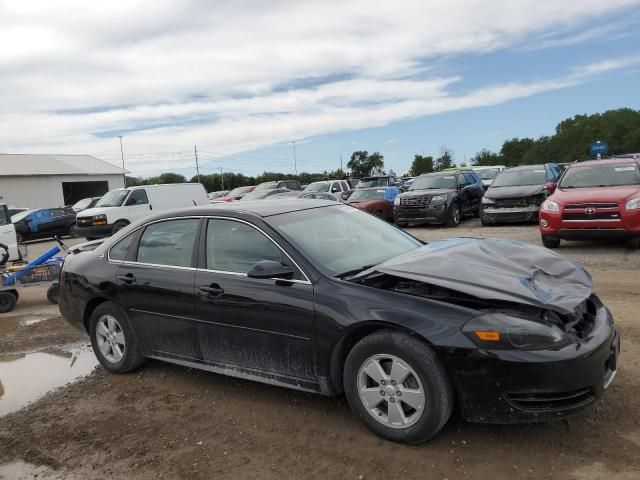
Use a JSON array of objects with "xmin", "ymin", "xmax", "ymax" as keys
[
  {"xmin": 480, "ymin": 163, "xmax": 561, "ymax": 225},
  {"xmin": 58, "ymin": 201, "xmax": 619, "ymax": 444}
]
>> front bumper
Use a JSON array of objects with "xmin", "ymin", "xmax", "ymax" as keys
[
  {"xmin": 393, "ymin": 204, "xmax": 448, "ymax": 224},
  {"xmin": 481, "ymin": 205, "xmax": 540, "ymax": 223},
  {"xmin": 540, "ymin": 209, "xmax": 640, "ymax": 240},
  {"xmin": 442, "ymin": 300, "xmax": 619, "ymax": 424},
  {"xmin": 72, "ymin": 223, "xmax": 113, "ymax": 238}
]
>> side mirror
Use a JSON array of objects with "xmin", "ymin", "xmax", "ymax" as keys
[
  {"xmin": 247, "ymin": 260, "xmax": 294, "ymax": 280},
  {"xmin": 544, "ymin": 182, "xmax": 556, "ymax": 192}
]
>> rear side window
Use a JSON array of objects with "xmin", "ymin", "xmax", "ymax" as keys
[
  {"xmin": 206, "ymin": 219, "xmax": 283, "ymax": 273},
  {"xmin": 128, "ymin": 189, "xmax": 149, "ymax": 205},
  {"xmin": 136, "ymin": 219, "xmax": 199, "ymax": 267},
  {"xmin": 109, "ymin": 234, "xmax": 136, "ymax": 261}
]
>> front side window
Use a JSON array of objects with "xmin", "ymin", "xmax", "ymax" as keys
[
  {"xmin": 128, "ymin": 189, "xmax": 149, "ymax": 205},
  {"xmin": 0, "ymin": 207, "xmax": 8, "ymax": 226},
  {"xmin": 136, "ymin": 219, "xmax": 199, "ymax": 267},
  {"xmin": 206, "ymin": 219, "xmax": 283, "ymax": 274},
  {"xmin": 109, "ymin": 233, "xmax": 136, "ymax": 261}
]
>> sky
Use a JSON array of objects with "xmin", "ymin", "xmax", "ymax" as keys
[{"xmin": 1, "ymin": 0, "xmax": 640, "ymax": 178}]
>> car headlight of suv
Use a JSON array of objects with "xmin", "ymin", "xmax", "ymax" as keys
[
  {"xmin": 481, "ymin": 196, "xmax": 494, "ymax": 205},
  {"xmin": 431, "ymin": 194, "xmax": 447, "ymax": 203},
  {"xmin": 541, "ymin": 199, "xmax": 560, "ymax": 212},
  {"xmin": 92, "ymin": 214, "xmax": 108, "ymax": 226},
  {"xmin": 626, "ymin": 197, "xmax": 640, "ymax": 210},
  {"xmin": 393, "ymin": 196, "xmax": 401, "ymax": 206},
  {"xmin": 462, "ymin": 313, "xmax": 570, "ymax": 350}
]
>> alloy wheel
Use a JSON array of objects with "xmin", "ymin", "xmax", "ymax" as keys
[
  {"xmin": 357, "ymin": 354, "xmax": 425, "ymax": 429},
  {"xmin": 96, "ymin": 314, "xmax": 126, "ymax": 363}
]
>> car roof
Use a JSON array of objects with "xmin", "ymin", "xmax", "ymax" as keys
[
  {"xmin": 568, "ymin": 158, "xmax": 639, "ymax": 168},
  {"xmin": 504, "ymin": 164, "xmax": 549, "ymax": 171},
  {"xmin": 166, "ymin": 199, "xmax": 338, "ymax": 219},
  {"xmin": 419, "ymin": 170, "xmax": 471, "ymax": 176}
]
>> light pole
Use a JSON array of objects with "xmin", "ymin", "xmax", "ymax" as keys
[
  {"xmin": 118, "ymin": 136, "xmax": 126, "ymax": 186},
  {"xmin": 291, "ymin": 141, "xmax": 297, "ymax": 176},
  {"xmin": 219, "ymin": 167, "xmax": 224, "ymax": 191}
]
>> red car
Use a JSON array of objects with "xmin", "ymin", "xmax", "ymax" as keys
[
  {"xmin": 347, "ymin": 187, "xmax": 397, "ymax": 220},
  {"xmin": 212, "ymin": 185, "xmax": 255, "ymax": 203},
  {"xmin": 539, "ymin": 157, "xmax": 640, "ymax": 248}
]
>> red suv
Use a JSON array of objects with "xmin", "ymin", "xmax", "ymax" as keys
[{"xmin": 539, "ymin": 157, "xmax": 640, "ymax": 248}]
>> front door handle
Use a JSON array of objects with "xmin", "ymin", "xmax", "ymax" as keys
[
  {"xmin": 117, "ymin": 273, "xmax": 136, "ymax": 284},
  {"xmin": 200, "ymin": 284, "xmax": 224, "ymax": 296}
]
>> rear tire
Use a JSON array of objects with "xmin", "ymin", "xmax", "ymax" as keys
[
  {"xmin": 344, "ymin": 330, "xmax": 453, "ymax": 444},
  {"xmin": 627, "ymin": 236, "xmax": 640, "ymax": 249},
  {"xmin": 46, "ymin": 283, "xmax": 59, "ymax": 305},
  {"xmin": 541, "ymin": 234, "xmax": 561, "ymax": 249},
  {"xmin": 0, "ymin": 291, "xmax": 17, "ymax": 313},
  {"xmin": 446, "ymin": 202, "xmax": 461, "ymax": 227},
  {"xmin": 89, "ymin": 302, "xmax": 146, "ymax": 373}
]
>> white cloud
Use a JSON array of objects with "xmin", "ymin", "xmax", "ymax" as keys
[{"xmin": 1, "ymin": 0, "xmax": 639, "ymax": 174}]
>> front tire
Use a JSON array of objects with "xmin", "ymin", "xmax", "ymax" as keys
[
  {"xmin": 46, "ymin": 283, "xmax": 59, "ymax": 304},
  {"xmin": 541, "ymin": 234, "xmax": 561, "ymax": 249},
  {"xmin": 446, "ymin": 202, "xmax": 461, "ymax": 227},
  {"xmin": 89, "ymin": 302, "xmax": 146, "ymax": 373},
  {"xmin": 112, "ymin": 221, "xmax": 129, "ymax": 235},
  {"xmin": 343, "ymin": 331, "xmax": 453, "ymax": 444},
  {"xmin": 0, "ymin": 291, "xmax": 17, "ymax": 313}
]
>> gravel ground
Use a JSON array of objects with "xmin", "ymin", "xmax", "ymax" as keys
[{"xmin": 0, "ymin": 223, "xmax": 639, "ymax": 480}]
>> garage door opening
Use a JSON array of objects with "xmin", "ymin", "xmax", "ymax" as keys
[{"xmin": 62, "ymin": 181, "xmax": 110, "ymax": 205}]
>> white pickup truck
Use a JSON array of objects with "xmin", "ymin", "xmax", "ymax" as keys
[{"xmin": 0, "ymin": 204, "xmax": 20, "ymax": 263}]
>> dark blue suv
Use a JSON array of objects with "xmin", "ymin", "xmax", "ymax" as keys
[{"xmin": 393, "ymin": 170, "xmax": 484, "ymax": 227}]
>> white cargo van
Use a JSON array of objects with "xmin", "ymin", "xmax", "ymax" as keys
[
  {"xmin": 74, "ymin": 183, "xmax": 208, "ymax": 239},
  {"xmin": 0, "ymin": 204, "xmax": 20, "ymax": 262}
]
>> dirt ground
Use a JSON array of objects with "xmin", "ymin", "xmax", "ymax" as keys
[{"xmin": 1, "ymin": 222, "xmax": 639, "ymax": 480}]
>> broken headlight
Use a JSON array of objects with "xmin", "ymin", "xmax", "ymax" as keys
[{"xmin": 462, "ymin": 313, "xmax": 570, "ymax": 350}]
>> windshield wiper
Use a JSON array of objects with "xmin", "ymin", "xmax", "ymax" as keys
[{"xmin": 335, "ymin": 264, "xmax": 377, "ymax": 279}]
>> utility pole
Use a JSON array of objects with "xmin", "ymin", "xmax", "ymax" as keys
[
  {"xmin": 118, "ymin": 136, "xmax": 126, "ymax": 187},
  {"xmin": 340, "ymin": 153, "xmax": 343, "ymax": 173},
  {"xmin": 291, "ymin": 141, "xmax": 297, "ymax": 175},
  {"xmin": 219, "ymin": 167, "xmax": 224, "ymax": 191},
  {"xmin": 194, "ymin": 145, "xmax": 201, "ymax": 183}
]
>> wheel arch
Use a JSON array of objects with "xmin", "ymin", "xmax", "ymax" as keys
[
  {"xmin": 83, "ymin": 296, "xmax": 110, "ymax": 333},
  {"xmin": 328, "ymin": 321, "xmax": 432, "ymax": 395}
]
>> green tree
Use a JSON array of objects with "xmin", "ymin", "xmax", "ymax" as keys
[
  {"xmin": 434, "ymin": 147, "xmax": 454, "ymax": 171},
  {"xmin": 409, "ymin": 154, "xmax": 434, "ymax": 176},
  {"xmin": 347, "ymin": 151, "xmax": 385, "ymax": 178},
  {"xmin": 147, "ymin": 172, "xmax": 187, "ymax": 184},
  {"xmin": 125, "ymin": 176, "xmax": 147, "ymax": 187},
  {"xmin": 500, "ymin": 138, "xmax": 535, "ymax": 166},
  {"xmin": 470, "ymin": 149, "xmax": 501, "ymax": 166}
]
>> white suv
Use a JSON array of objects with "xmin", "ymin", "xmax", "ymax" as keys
[{"xmin": 0, "ymin": 204, "xmax": 20, "ymax": 263}]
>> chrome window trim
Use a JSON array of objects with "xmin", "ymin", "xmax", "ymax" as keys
[{"xmin": 108, "ymin": 214, "xmax": 312, "ymax": 285}]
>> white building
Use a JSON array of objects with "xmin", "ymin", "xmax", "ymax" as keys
[{"xmin": 0, "ymin": 154, "xmax": 127, "ymax": 208}]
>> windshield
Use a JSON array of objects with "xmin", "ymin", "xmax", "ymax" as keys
[
  {"xmin": 348, "ymin": 189, "xmax": 385, "ymax": 201},
  {"xmin": 11, "ymin": 210, "xmax": 34, "ymax": 222},
  {"xmin": 491, "ymin": 169, "xmax": 547, "ymax": 187},
  {"xmin": 409, "ymin": 175, "xmax": 456, "ymax": 190},
  {"xmin": 227, "ymin": 186, "xmax": 253, "ymax": 197},
  {"xmin": 73, "ymin": 198, "xmax": 92, "ymax": 210},
  {"xmin": 475, "ymin": 168, "xmax": 501, "ymax": 180},
  {"xmin": 559, "ymin": 163, "xmax": 640, "ymax": 188},
  {"xmin": 254, "ymin": 182, "xmax": 278, "ymax": 191},
  {"xmin": 270, "ymin": 205, "xmax": 421, "ymax": 275},
  {"xmin": 96, "ymin": 190, "xmax": 129, "ymax": 207},
  {"xmin": 304, "ymin": 182, "xmax": 330, "ymax": 193},
  {"xmin": 358, "ymin": 178, "xmax": 389, "ymax": 188}
]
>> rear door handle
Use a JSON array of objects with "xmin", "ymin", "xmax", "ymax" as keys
[
  {"xmin": 200, "ymin": 284, "xmax": 224, "ymax": 296},
  {"xmin": 117, "ymin": 273, "xmax": 136, "ymax": 284}
]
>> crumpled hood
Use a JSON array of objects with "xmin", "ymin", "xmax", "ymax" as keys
[
  {"xmin": 485, "ymin": 185, "xmax": 545, "ymax": 199},
  {"xmin": 371, "ymin": 237, "xmax": 592, "ymax": 315}
]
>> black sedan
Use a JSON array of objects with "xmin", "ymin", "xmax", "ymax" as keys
[
  {"xmin": 58, "ymin": 201, "xmax": 619, "ymax": 443},
  {"xmin": 12, "ymin": 207, "xmax": 77, "ymax": 243}
]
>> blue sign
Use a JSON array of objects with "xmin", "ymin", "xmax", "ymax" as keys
[{"xmin": 590, "ymin": 141, "xmax": 608, "ymax": 156}]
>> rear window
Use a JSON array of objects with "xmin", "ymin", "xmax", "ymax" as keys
[{"xmin": 559, "ymin": 163, "xmax": 640, "ymax": 188}]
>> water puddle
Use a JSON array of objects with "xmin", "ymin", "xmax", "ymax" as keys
[
  {"xmin": 0, "ymin": 315, "xmax": 51, "ymax": 334},
  {"xmin": 19, "ymin": 316, "xmax": 49, "ymax": 327},
  {"xmin": 0, "ymin": 345, "xmax": 98, "ymax": 416}
]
